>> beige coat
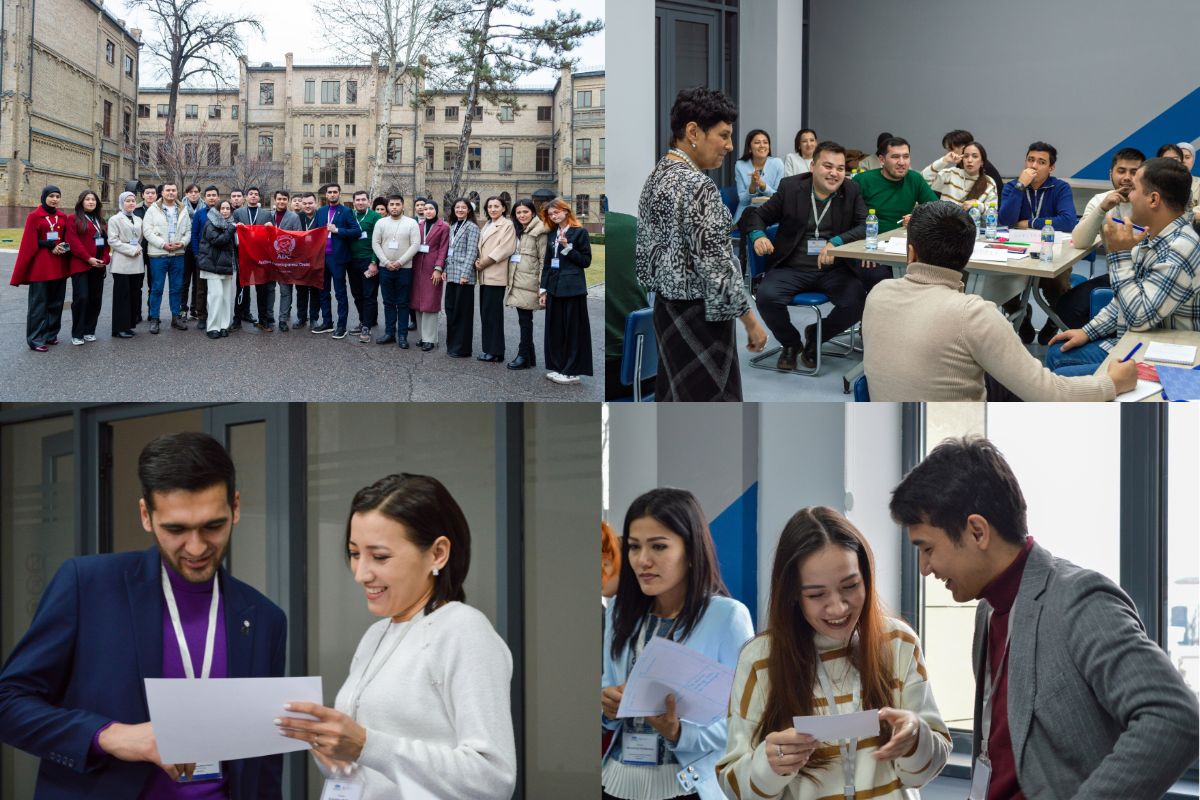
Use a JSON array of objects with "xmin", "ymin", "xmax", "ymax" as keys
[
  {"xmin": 476, "ymin": 217, "xmax": 517, "ymax": 286},
  {"xmin": 142, "ymin": 200, "xmax": 191, "ymax": 257},
  {"xmin": 106, "ymin": 212, "xmax": 144, "ymax": 275},
  {"xmin": 505, "ymin": 217, "xmax": 547, "ymax": 310}
]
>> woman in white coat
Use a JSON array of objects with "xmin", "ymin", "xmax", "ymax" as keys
[
  {"xmin": 106, "ymin": 191, "xmax": 144, "ymax": 339},
  {"xmin": 276, "ymin": 473, "xmax": 516, "ymax": 800}
]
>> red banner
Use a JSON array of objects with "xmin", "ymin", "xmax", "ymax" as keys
[{"xmin": 237, "ymin": 225, "xmax": 328, "ymax": 288}]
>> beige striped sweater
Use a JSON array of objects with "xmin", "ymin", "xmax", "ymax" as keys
[
  {"xmin": 921, "ymin": 159, "xmax": 998, "ymax": 209},
  {"xmin": 715, "ymin": 617, "xmax": 950, "ymax": 800}
]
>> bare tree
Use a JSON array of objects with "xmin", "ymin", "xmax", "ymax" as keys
[
  {"xmin": 433, "ymin": 0, "xmax": 602, "ymax": 204},
  {"xmin": 145, "ymin": 123, "xmax": 218, "ymax": 189},
  {"xmin": 230, "ymin": 154, "xmax": 283, "ymax": 195}
]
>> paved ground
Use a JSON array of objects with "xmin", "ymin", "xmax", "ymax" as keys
[{"xmin": 0, "ymin": 252, "xmax": 603, "ymax": 402}]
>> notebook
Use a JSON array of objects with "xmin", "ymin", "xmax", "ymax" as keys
[{"xmin": 1144, "ymin": 342, "xmax": 1198, "ymax": 366}]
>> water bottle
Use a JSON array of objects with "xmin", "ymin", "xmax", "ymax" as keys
[
  {"xmin": 865, "ymin": 209, "xmax": 878, "ymax": 251},
  {"xmin": 1040, "ymin": 219, "xmax": 1055, "ymax": 263},
  {"xmin": 984, "ymin": 202, "xmax": 998, "ymax": 241},
  {"xmin": 968, "ymin": 204, "xmax": 982, "ymax": 238}
]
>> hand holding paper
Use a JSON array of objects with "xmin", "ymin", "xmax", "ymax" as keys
[
  {"xmin": 791, "ymin": 708, "xmax": 880, "ymax": 743},
  {"xmin": 615, "ymin": 637, "xmax": 734, "ymax": 727}
]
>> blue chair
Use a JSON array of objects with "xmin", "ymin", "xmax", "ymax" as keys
[
  {"xmin": 749, "ymin": 291, "xmax": 858, "ymax": 376},
  {"xmin": 1069, "ymin": 273, "xmax": 1086, "ymax": 289},
  {"xmin": 1090, "ymin": 287, "xmax": 1114, "ymax": 319},
  {"xmin": 719, "ymin": 186, "xmax": 739, "ymax": 222},
  {"xmin": 617, "ymin": 307, "xmax": 657, "ymax": 402},
  {"xmin": 852, "ymin": 374, "xmax": 870, "ymax": 401}
]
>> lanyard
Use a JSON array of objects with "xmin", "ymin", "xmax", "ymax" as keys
[
  {"xmin": 980, "ymin": 609, "xmax": 1014, "ymax": 760},
  {"xmin": 1025, "ymin": 188, "xmax": 1045, "ymax": 224},
  {"xmin": 628, "ymin": 616, "xmax": 666, "ymax": 727},
  {"xmin": 815, "ymin": 656, "xmax": 858, "ymax": 800},
  {"xmin": 354, "ymin": 210, "xmax": 368, "ymax": 227},
  {"xmin": 87, "ymin": 216, "xmax": 102, "ymax": 238},
  {"xmin": 328, "ymin": 207, "xmax": 336, "ymax": 225},
  {"xmin": 347, "ymin": 618, "xmax": 417, "ymax": 721},
  {"xmin": 248, "ymin": 207, "xmax": 262, "ymax": 224},
  {"xmin": 47, "ymin": 214, "xmax": 58, "ymax": 231},
  {"xmin": 811, "ymin": 191, "xmax": 833, "ymax": 239},
  {"xmin": 161, "ymin": 565, "xmax": 220, "ymax": 680},
  {"xmin": 554, "ymin": 227, "xmax": 569, "ymax": 259},
  {"xmin": 419, "ymin": 220, "xmax": 427, "ymax": 244},
  {"xmin": 450, "ymin": 221, "xmax": 468, "ymax": 246}
]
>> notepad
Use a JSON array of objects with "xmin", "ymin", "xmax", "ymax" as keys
[
  {"xmin": 1143, "ymin": 342, "xmax": 1197, "ymax": 366},
  {"xmin": 1115, "ymin": 379, "xmax": 1163, "ymax": 403},
  {"xmin": 1156, "ymin": 366, "xmax": 1200, "ymax": 401}
]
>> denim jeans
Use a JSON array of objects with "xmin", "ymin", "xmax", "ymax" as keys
[
  {"xmin": 1045, "ymin": 339, "xmax": 1109, "ymax": 376},
  {"xmin": 379, "ymin": 268, "xmax": 413, "ymax": 337},
  {"xmin": 148, "ymin": 254, "xmax": 185, "ymax": 319},
  {"xmin": 320, "ymin": 258, "xmax": 350, "ymax": 328}
]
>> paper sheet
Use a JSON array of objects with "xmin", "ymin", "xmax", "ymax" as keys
[
  {"xmin": 969, "ymin": 245, "xmax": 1012, "ymax": 263},
  {"xmin": 1115, "ymin": 379, "xmax": 1163, "ymax": 403},
  {"xmin": 145, "ymin": 676, "xmax": 323, "ymax": 764},
  {"xmin": 1144, "ymin": 342, "xmax": 1198, "ymax": 366},
  {"xmin": 615, "ymin": 636, "xmax": 734, "ymax": 727},
  {"xmin": 877, "ymin": 237, "xmax": 908, "ymax": 255},
  {"xmin": 792, "ymin": 710, "xmax": 881, "ymax": 742}
]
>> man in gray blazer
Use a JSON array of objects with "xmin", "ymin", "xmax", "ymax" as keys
[
  {"xmin": 891, "ymin": 436, "xmax": 1198, "ymax": 800},
  {"xmin": 260, "ymin": 190, "xmax": 302, "ymax": 331}
]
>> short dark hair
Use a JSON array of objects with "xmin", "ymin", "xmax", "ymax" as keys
[
  {"xmin": 881, "ymin": 137, "xmax": 910, "ymax": 156},
  {"xmin": 344, "ymin": 474, "xmax": 469, "ymax": 615},
  {"xmin": 184, "ymin": 183, "xmax": 201, "ymax": 193},
  {"xmin": 138, "ymin": 432, "xmax": 236, "ymax": 513},
  {"xmin": 907, "ymin": 201, "xmax": 977, "ymax": 271},
  {"xmin": 203, "ymin": 185, "xmax": 219, "ymax": 195},
  {"xmin": 1156, "ymin": 143, "xmax": 1184, "ymax": 160},
  {"xmin": 874, "ymin": 131, "xmax": 894, "ymax": 156},
  {"xmin": 352, "ymin": 190, "xmax": 369, "ymax": 199},
  {"xmin": 793, "ymin": 127, "xmax": 817, "ymax": 154},
  {"xmin": 1138, "ymin": 157, "xmax": 1191, "ymax": 212},
  {"xmin": 230, "ymin": 187, "xmax": 244, "ymax": 195},
  {"xmin": 811, "ymin": 140, "xmax": 846, "ymax": 162},
  {"xmin": 372, "ymin": 196, "xmax": 388, "ymax": 210},
  {"xmin": 273, "ymin": 189, "xmax": 289, "ymax": 199},
  {"xmin": 302, "ymin": 192, "xmax": 316, "ymax": 200},
  {"xmin": 246, "ymin": 186, "xmax": 260, "ymax": 195},
  {"xmin": 325, "ymin": 183, "xmax": 341, "ymax": 193},
  {"xmin": 142, "ymin": 185, "xmax": 157, "ymax": 196},
  {"xmin": 1026, "ymin": 141, "xmax": 1058, "ymax": 165},
  {"xmin": 890, "ymin": 436, "xmax": 1028, "ymax": 545},
  {"xmin": 1111, "ymin": 148, "xmax": 1145, "ymax": 169},
  {"xmin": 387, "ymin": 193, "xmax": 404, "ymax": 203},
  {"xmin": 668, "ymin": 86, "xmax": 738, "ymax": 148},
  {"xmin": 941, "ymin": 129, "xmax": 974, "ymax": 150}
]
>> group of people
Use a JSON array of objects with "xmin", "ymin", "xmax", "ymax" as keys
[
  {"xmin": 601, "ymin": 436, "xmax": 1199, "ymax": 800},
  {"xmin": 0, "ymin": 432, "xmax": 517, "ymax": 799},
  {"xmin": 635, "ymin": 86, "xmax": 1199, "ymax": 401},
  {"xmin": 11, "ymin": 180, "xmax": 594, "ymax": 385}
]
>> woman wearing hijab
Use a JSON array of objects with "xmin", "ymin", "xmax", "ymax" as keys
[
  {"xmin": 198, "ymin": 200, "xmax": 237, "ymax": 338},
  {"xmin": 503, "ymin": 199, "xmax": 546, "ymax": 370},
  {"xmin": 107, "ymin": 191, "xmax": 144, "ymax": 339},
  {"xmin": 11, "ymin": 186, "xmax": 71, "ymax": 351},
  {"xmin": 64, "ymin": 190, "xmax": 110, "ymax": 345},
  {"xmin": 411, "ymin": 200, "xmax": 450, "ymax": 351}
]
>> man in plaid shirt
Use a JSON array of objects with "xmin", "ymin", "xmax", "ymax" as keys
[{"xmin": 1046, "ymin": 157, "xmax": 1198, "ymax": 376}]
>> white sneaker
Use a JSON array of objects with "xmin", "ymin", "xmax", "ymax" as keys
[
  {"xmin": 545, "ymin": 371, "xmax": 561, "ymax": 381},
  {"xmin": 549, "ymin": 372, "xmax": 581, "ymax": 385},
  {"xmin": 71, "ymin": 337, "xmax": 85, "ymax": 346},
  {"xmin": 83, "ymin": 334, "xmax": 97, "ymax": 342}
]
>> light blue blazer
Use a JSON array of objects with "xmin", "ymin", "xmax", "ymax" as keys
[
  {"xmin": 733, "ymin": 156, "xmax": 786, "ymax": 224},
  {"xmin": 602, "ymin": 595, "xmax": 754, "ymax": 800}
]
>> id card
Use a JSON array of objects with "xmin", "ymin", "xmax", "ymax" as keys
[
  {"xmin": 359, "ymin": 231, "xmax": 368, "ymax": 240},
  {"xmin": 550, "ymin": 258, "xmax": 561, "ymax": 269},
  {"xmin": 968, "ymin": 756, "xmax": 992, "ymax": 800},
  {"xmin": 621, "ymin": 731, "xmax": 662, "ymax": 766},
  {"xmin": 807, "ymin": 238, "xmax": 826, "ymax": 255},
  {"xmin": 510, "ymin": 253, "xmax": 521, "ymax": 262},
  {"xmin": 94, "ymin": 237, "xmax": 105, "ymax": 246},
  {"xmin": 180, "ymin": 761, "xmax": 222, "ymax": 782},
  {"xmin": 47, "ymin": 231, "xmax": 60, "ymax": 241},
  {"xmin": 419, "ymin": 244, "xmax": 430, "ymax": 253},
  {"xmin": 447, "ymin": 247, "xmax": 455, "ymax": 258},
  {"xmin": 320, "ymin": 778, "xmax": 365, "ymax": 800},
  {"xmin": 387, "ymin": 240, "xmax": 398, "ymax": 250}
]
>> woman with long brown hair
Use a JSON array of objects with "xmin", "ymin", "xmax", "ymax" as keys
[
  {"xmin": 921, "ymin": 141, "xmax": 998, "ymax": 210},
  {"xmin": 716, "ymin": 507, "xmax": 949, "ymax": 800},
  {"xmin": 64, "ymin": 189, "xmax": 109, "ymax": 345}
]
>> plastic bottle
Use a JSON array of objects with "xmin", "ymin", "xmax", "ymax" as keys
[
  {"xmin": 968, "ymin": 204, "xmax": 982, "ymax": 238},
  {"xmin": 865, "ymin": 209, "xmax": 878, "ymax": 251},
  {"xmin": 1040, "ymin": 219, "xmax": 1055, "ymax": 263},
  {"xmin": 984, "ymin": 202, "xmax": 998, "ymax": 241}
]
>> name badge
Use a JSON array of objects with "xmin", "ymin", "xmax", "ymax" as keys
[
  {"xmin": 419, "ymin": 244, "xmax": 430, "ymax": 253},
  {"xmin": 510, "ymin": 253, "xmax": 521, "ymax": 263},
  {"xmin": 46, "ymin": 231, "xmax": 60, "ymax": 241},
  {"xmin": 807, "ymin": 238, "xmax": 826, "ymax": 256},
  {"xmin": 94, "ymin": 237, "xmax": 105, "ymax": 246},
  {"xmin": 447, "ymin": 247, "xmax": 455, "ymax": 258},
  {"xmin": 550, "ymin": 258, "xmax": 561, "ymax": 269},
  {"xmin": 180, "ymin": 761, "xmax": 222, "ymax": 782},
  {"xmin": 359, "ymin": 231, "xmax": 368, "ymax": 240},
  {"xmin": 320, "ymin": 778, "xmax": 365, "ymax": 800},
  {"xmin": 621, "ymin": 731, "xmax": 662, "ymax": 766},
  {"xmin": 387, "ymin": 240, "xmax": 398, "ymax": 250},
  {"xmin": 968, "ymin": 756, "xmax": 992, "ymax": 800}
]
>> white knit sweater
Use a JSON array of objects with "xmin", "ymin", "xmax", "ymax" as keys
[{"xmin": 332, "ymin": 602, "xmax": 516, "ymax": 799}]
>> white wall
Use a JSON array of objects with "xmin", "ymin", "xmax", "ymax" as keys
[
  {"xmin": 738, "ymin": 0, "xmax": 806, "ymax": 165},
  {"xmin": 605, "ymin": 0, "xmax": 655, "ymax": 214},
  {"xmin": 606, "ymin": 404, "xmax": 659, "ymax": 527},
  {"xmin": 844, "ymin": 403, "xmax": 904, "ymax": 616}
]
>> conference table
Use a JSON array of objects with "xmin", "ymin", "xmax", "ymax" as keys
[{"xmin": 1097, "ymin": 329, "xmax": 1200, "ymax": 402}]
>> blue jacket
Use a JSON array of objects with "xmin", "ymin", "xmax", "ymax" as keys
[
  {"xmin": 317, "ymin": 203, "xmax": 363, "ymax": 266},
  {"xmin": 998, "ymin": 175, "xmax": 1076, "ymax": 232},
  {"xmin": 733, "ymin": 156, "xmax": 786, "ymax": 224},
  {"xmin": 191, "ymin": 203, "xmax": 216, "ymax": 257},
  {"xmin": 0, "ymin": 546, "xmax": 287, "ymax": 799},
  {"xmin": 602, "ymin": 595, "xmax": 754, "ymax": 800}
]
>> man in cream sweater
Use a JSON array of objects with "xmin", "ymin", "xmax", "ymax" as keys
[
  {"xmin": 371, "ymin": 194, "xmax": 421, "ymax": 348},
  {"xmin": 862, "ymin": 201, "xmax": 1136, "ymax": 401}
]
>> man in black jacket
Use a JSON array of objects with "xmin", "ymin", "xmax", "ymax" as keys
[{"xmin": 740, "ymin": 141, "xmax": 867, "ymax": 370}]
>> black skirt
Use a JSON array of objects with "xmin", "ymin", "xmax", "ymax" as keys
[
  {"xmin": 653, "ymin": 297, "xmax": 742, "ymax": 402},
  {"xmin": 544, "ymin": 293, "xmax": 593, "ymax": 376}
]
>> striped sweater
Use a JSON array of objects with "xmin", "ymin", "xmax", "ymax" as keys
[
  {"xmin": 715, "ymin": 617, "xmax": 950, "ymax": 800},
  {"xmin": 921, "ymin": 158, "xmax": 998, "ymax": 209}
]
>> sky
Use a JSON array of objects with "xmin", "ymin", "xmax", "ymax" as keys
[{"xmin": 123, "ymin": 0, "xmax": 604, "ymax": 89}]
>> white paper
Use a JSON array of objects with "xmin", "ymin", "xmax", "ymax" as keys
[
  {"xmin": 615, "ymin": 636, "xmax": 734, "ymax": 727},
  {"xmin": 878, "ymin": 237, "xmax": 908, "ymax": 255},
  {"xmin": 1116, "ymin": 379, "xmax": 1163, "ymax": 403},
  {"xmin": 1144, "ymin": 342, "xmax": 1197, "ymax": 366},
  {"xmin": 145, "ymin": 676, "xmax": 323, "ymax": 764},
  {"xmin": 969, "ymin": 245, "xmax": 1012, "ymax": 263},
  {"xmin": 792, "ymin": 709, "xmax": 881, "ymax": 742}
]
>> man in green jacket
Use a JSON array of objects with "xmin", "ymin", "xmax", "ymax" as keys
[
  {"xmin": 853, "ymin": 136, "xmax": 938, "ymax": 292},
  {"xmin": 348, "ymin": 190, "xmax": 382, "ymax": 342}
]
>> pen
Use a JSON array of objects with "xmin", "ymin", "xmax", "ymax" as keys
[
  {"xmin": 1120, "ymin": 342, "xmax": 1143, "ymax": 363},
  {"xmin": 1110, "ymin": 217, "xmax": 1147, "ymax": 233}
]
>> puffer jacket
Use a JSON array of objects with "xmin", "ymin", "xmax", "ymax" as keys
[
  {"xmin": 505, "ymin": 216, "xmax": 547, "ymax": 311},
  {"xmin": 198, "ymin": 210, "xmax": 236, "ymax": 276},
  {"xmin": 141, "ymin": 200, "xmax": 192, "ymax": 257}
]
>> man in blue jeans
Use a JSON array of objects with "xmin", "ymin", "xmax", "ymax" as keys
[
  {"xmin": 141, "ymin": 182, "xmax": 192, "ymax": 334},
  {"xmin": 1046, "ymin": 157, "xmax": 1200, "ymax": 375},
  {"xmin": 313, "ymin": 183, "xmax": 362, "ymax": 338}
]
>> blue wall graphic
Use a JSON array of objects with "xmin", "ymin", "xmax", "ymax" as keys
[
  {"xmin": 1074, "ymin": 86, "xmax": 1200, "ymax": 180},
  {"xmin": 709, "ymin": 482, "xmax": 758, "ymax": 624}
]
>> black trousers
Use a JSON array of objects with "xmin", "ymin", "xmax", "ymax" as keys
[
  {"xmin": 756, "ymin": 265, "xmax": 865, "ymax": 349},
  {"xmin": 850, "ymin": 260, "xmax": 894, "ymax": 295},
  {"xmin": 347, "ymin": 258, "xmax": 379, "ymax": 328},
  {"xmin": 479, "ymin": 285, "xmax": 506, "ymax": 357},
  {"xmin": 444, "ymin": 282, "xmax": 475, "ymax": 356},
  {"xmin": 181, "ymin": 248, "xmax": 196, "ymax": 313},
  {"xmin": 516, "ymin": 307, "xmax": 535, "ymax": 361},
  {"xmin": 112, "ymin": 272, "xmax": 141, "ymax": 335},
  {"xmin": 70, "ymin": 268, "xmax": 105, "ymax": 338},
  {"xmin": 26, "ymin": 278, "xmax": 67, "ymax": 348},
  {"xmin": 1054, "ymin": 274, "xmax": 1110, "ymax": 330},
  {"xmin": 295, "ymin": 286, "xmax": 320, "ymax": 323},
  {"xmin": 255, "ymin": 282, "xmax": 276, "ymax": 323}
]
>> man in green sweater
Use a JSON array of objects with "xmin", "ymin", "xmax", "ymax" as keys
[
  {"xmin": 853, "ymin": 136, "xmax": 939, "ymax": 291},
  {"xmin": 348, "ymin": 190, "xmax": 382, "ymax": 343}
]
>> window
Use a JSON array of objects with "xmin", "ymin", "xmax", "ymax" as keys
[
  {"xmin": 599, "ymin": 138, "xmax": 605, "ymax": 166},
  {"xmin": 445, "ymin": 106, "xmax": 459, "ymax": 121},
  {"xmin": 387, "ymin": 138, "xmax": 401, "ymax": 164},
  {"xmin": 393, "ymin": 82, "xmax": 404, "ymax": 104},
  {"xmin": 334, "ymin": 124, "xmax": 339, "ymax": 138},
  {"xmin": 139, "ymin": 141, "xmax": 150, "ymax": 165},
  {"xmin": 599, "ymin": 89, "xmax": 605, "ymax": 107},
  {"xmin": 156, "ymin": 140, "xmax": 169, "ymax": 165},
  {"xmin": 346, "ymin": 124, "xmax": 356, "ymax": 138},
  {"xmin": 575, "ymin": 138, "xmax": 591, "ymax": 165},
  {"xmin": 499, "ymin": 106, "xmax": 514, "ymax": 122},
  {"xmin": 1167, "ymin": 405, "xmax": 1200, "ymax": 703},
  {"xmin": 303, "ymin": 146, "xmax": 314, "ymax": 183},
  {"xmin": 425, "ymin": 144, "xmax": 434, "ymax": 165},
  {"xmin": 344, "ymin": 147, "xmax": 355, "ymax": 185},
  {"xmin": 122, "ymin": 110, "xmax": 131, "ymax": 145},
  {"xmin": 231, "ymin": 104, "xmax": 239, "ymax": 120},
  {"xmin": 100, "ymin": 163, "xmax": 111, "ymax": 202},
  {"xmin": 157, "ymin": 104, "xmax": 168, "ymax": 118},
  {"xmin": 444, "ymin": 146, "xmax": 458, "ymax": 170},
  {"xmin": 319, "ymin": 124, "xmax": 325, "ymax": 138},
  {"xmin": 575, "ymin": 194, "xmax": 589, "ymax": 219},
  {"xmin": 185, "ymin": 104, "xmax": 198, "ymax": 119},
  {"xmin": 576, "ymin": 90, "xmax": 592, "ymax": 108},
  {"xmin": 467, "ymin": 146, "xmax": 481, "ymax": 171},
  {"xmin": 208, "ymin": 105, "xmax": 221, "ymax": 119},
  {"xmin": 138, "ymin": 104, "xmax": 150, "ymax": 119},
  {"xmin": 425, "ymin": 106, "xmax": 435, "ymax": 121},
  {"xmin": 105, "ymin": 40, "xmax": 115, "ymax": 65},
  {"xmin": 230, "ymin": 141, "xmax": 238, "ymax": 161},
  {"xmin": 259, "ymin": 83, "xmax": 274, "ymax": 105},
  {"xmin": 537, "ymin": 105, "xmax": 552, "ymax": 121},
  {"xmin": 208, "ymin": 142, "xmax": 221, "ymax": 167},
  {"xmin": 319, "ymin": 146, "xmax": 338, "ymax": 184},
  {"xmin": 258, "ymin": 134, "xmax": 273, "ymax": 161},
  {"xmin": 102, "ymin": 101, "xmax": 113, "ymax": 137},
  {"xmin": 302, "ymin": 124, "xmax": 311, "ymax": 137},
  {"xmin": 124, "ymin": 54, "xmax": 134, "ymax": 78},
  {"xmin": 471, "ymin": 105, "xmax": 483, "ymax": 121},
  {"xmin": 536, "ymin": 146, "xmax": 551, "ymax": 172},
  {"xmin": 499, "ymin": 145, "xmax": 513, "ymax": 172},
  {"xmin": 304, "ymin": 79, "xmax": 315, "ymax": 104},
  {"xmin": 321, "ymin": 80, "xmax": 339, "ymax": 104},
  {"xmin": 346, "ymin": 81, "xmax": 357, "ymax": 104},
  {"xmin": 184, "ymin": 142, "xmax": 197, "ymax": 163}
]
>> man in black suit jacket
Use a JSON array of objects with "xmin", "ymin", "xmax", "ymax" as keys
[{"xmin": 740, "ymin": 141, "xmax": 867, "ymax": 370}]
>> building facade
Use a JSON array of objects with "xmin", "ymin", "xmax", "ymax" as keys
[
  {"xmin": 0, "ymin": 0, "xmax": 142, "ymax": 226},
  {"xmin": 137, "ymin": 58, "xmax": 606, "ymax": 230}
]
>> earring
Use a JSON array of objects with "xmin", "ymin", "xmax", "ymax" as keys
[
  {"xmin": 691, "ymin": 141, "xmax": 697, "ymax": 149},
  {"xmin": 432, "ymin": 567, "xmax": 440, "ymax": 577}
]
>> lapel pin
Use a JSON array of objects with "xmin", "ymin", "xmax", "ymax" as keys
[{"xmin": 242, "ymin": 620, "xmax": 251, "ymax": 635}]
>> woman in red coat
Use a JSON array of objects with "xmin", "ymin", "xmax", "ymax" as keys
[
  {"xmin": 11, "ymin": 186, "xmax": 71, "ymax": 351},
  {"xmin": 411, "ymin": 200, "xmax": 450, "ymax": 351},
  {"xmin": 64, "ymin": 190, "xmax": 111, "ymax": 345}
]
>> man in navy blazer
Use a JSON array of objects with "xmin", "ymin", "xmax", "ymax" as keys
[
  {"xmin": 0, "ymin": 432, "xmax": 286, "ymax": 799},
  {"xmin": 313, "ymin": 183, "xmax": 363, "ymax": 337}
]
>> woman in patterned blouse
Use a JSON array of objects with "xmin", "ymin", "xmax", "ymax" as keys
[{"xmin": 635, "ymin": 87, "xmax": 767, "ymax": 401}]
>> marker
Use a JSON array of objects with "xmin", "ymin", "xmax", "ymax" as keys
[
  {"xmin": 1120, "ymin": 342, "xmax": 1143, "ymax": 363},
  {"xmin": 1110, "ymin": 217, "xmax": 1147, "ymax": 233}
]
